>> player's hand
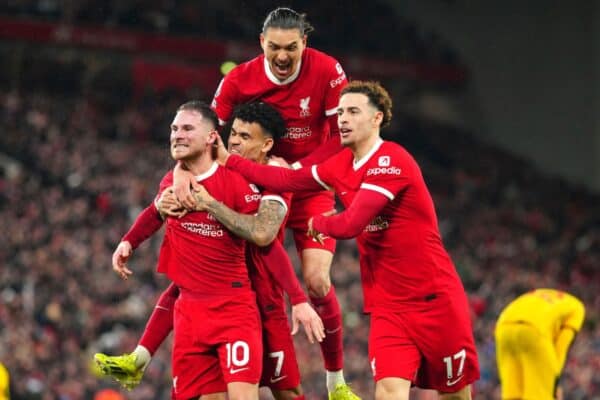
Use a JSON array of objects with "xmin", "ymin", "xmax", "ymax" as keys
[
  {"xmin": 156, "ymin": 186, "xmax": 187, "ymax": 218},
  {"xmin": 173, "ymin": 163, "xmax": 200, "ymax": 210},
  {"xmin": 555, "ymin": 385, "xmax": 563, "ymax": 400},
  {"xmin": 268, "ymin": 156, "xmax": 291, "ymax": 169},
  {"xmin": 291, "ymin": 302, "xmax": 325, "ymax": 344},
  {"xmin": 307, "ymin": 217, "xmax": 326, "ymax": 245},
  {"xmin": 211, "ymin": 133, "xmax": 230, "ymax": 165},
  {"xmin": 112, "ymin": 241, "xmax": 133, "ymax": 280},
  {"xmin": 192, "ymin": 184, "xmax": 214, "ymax": 211}
]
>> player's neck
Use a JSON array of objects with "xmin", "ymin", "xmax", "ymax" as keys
[
  {"xmin": 351, "ymin": 132, "xmax": 381, "ymax": 161},
  {"xmin": 182, "ymin": 154, "xmax": 215, "ymax": 176}
]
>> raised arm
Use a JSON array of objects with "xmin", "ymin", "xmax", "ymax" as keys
[{"xmin": 192, "ymin": 184, "xmax": 287, "ymax": 247}]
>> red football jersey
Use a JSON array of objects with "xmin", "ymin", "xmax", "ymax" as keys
[
  {"xmin": 211, "ymin": 47, "xmax": 347, "ymax": 162},
  {"xmin": 156, "ymin": 163, "xmax": 260, "ymax": 295},
  {"xmin": 314, "ymin": 139, "xmax": 464, "ymax": 313}
]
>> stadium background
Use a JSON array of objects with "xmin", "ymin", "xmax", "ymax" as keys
[{"xmin": 0, "ymin": 0, "xmax": 598, "ymax": 399}]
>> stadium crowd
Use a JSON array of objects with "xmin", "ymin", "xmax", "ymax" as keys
[
  {"xmin": 0, "ymin": 83, "xmax": 598, "ymax": 399},
  {"xmin": 0, "ymin": 0, "xmax": 458, "ymax": 64},
  {"xmin": 0, "ymin": 2, "xmax": 598, "ymax": 398}
]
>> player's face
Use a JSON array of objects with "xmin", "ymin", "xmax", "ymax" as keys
[
  {"xmin": 337, "ymin": 93, "xmax": 383, "ymax": 148},
  {"xmin": 170, "ymin": 110, "xmax": 215, "ymax": 161},
  {"xmin": 260, "ymin": 28, "xmax": 306, "ymax": 81},
  {"xmin": 227, "ymin": 118, "xmax": 273, "ymax": 163}
]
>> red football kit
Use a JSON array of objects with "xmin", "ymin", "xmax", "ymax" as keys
[
  {"xmin": 122, "ymin": 178, "xmax": 304, "ymax": 393},
  {"xmin": 211, "ymin": 47, "xmax": 347, "ymax": 253},
  {"xmin": 157, "ymin": 164, "xmax": 263, "ymax": 398},
  {"xmin": 225, "ymin": 139, "xmax": 480, "ymax": 391}
]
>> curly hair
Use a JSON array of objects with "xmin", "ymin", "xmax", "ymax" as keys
[
  {"xmin": 231, "ymin": 102, "xmax": 286, "ymax": 141},
  {"xmin": 177, "ymin": 100, "xmax": 218, "ymax": 130},
  {"xmin": 262, "ymin": 7, "xmax": 314, "ymax": 36},
  {"xmin": 341, "ymin": 81, "xmax": 393, "ymax": 128}
]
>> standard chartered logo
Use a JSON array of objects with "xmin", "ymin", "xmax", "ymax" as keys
[
  {"xmin": 181, "ymin": 222, "xmax": 224, "ymax": 237},
  {"xmin": 283, "ymin": 126, "xmax": 312, "ymax": 140}
]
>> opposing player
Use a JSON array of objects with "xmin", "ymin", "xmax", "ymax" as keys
[
  {"xmin": 495, "ymin": 288, "xmax": 585, "ymax": 400},
  {"xmin": 215, "ymin": 81, "xmax": 480, "ymax": 399},
  {"xmin": 174, "ymin": 9, "xmax": 355, "ymax": 398},
  {"xmin": 95, "ymin": 102, "xmax": 324, "ymax": 399},
  {"xmin": 0, "ymin": 362, "xmax": 9, "ymax": 400}
]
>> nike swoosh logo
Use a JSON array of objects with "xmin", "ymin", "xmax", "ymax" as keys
[
  {"xmin": 229, "ymin": 367, "xmax": 249, "ymax": 374},
  {"xmin": 446, "ymin": 375, "xmax": 464, "ymax": 386},
  {"xmin": 325, "ymin": 327, "xmax": 341, "ymax": 334},
  {"xmin": 269, "ymin": 375, "xmax": 287, "ymax": 383}
]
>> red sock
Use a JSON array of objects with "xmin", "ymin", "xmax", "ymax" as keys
[
  {"xmin": 310, "ymin": 286, "xmax": 344, "ymax": 371},
  {"xmin": 294, "ymin": 396, "xmax": 305, "ymax": 400},
  {"xmin": 139, "ymin": 283, "xmax": 178, "ymax": 355}
]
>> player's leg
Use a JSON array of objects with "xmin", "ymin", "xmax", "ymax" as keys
[
  {"xmin": 411, "ymin": 292, "xmax": 479, "ymax": 396},
  {"xmin": 495, "ymin": 323, "xmax": 523, "ymax": 400},
  {"xmin": 172, "ymin": 295, "xmax": 228, "ymax": 399},
  {"xmin": 369, "ymin": 313, "xmax": 419, "ymax": 400},
  {"xmin": 518, "ymin": 325, "xmax": 559, "ymax": 400},
  {"xmin": 260, "ymin": 315, "xmax": 303, "ymax": 400},
  {"xmin": 199, "ymin": 393, "xmax": 227, "ymax": 400},
  {"xmin": 216, "ymin": 297, "xmax": 263, "ymax": 400},
  {"xmin": 289, "ymin": 192, "xmax": 358, "ymax": 399},
  {"xmin": 227, "ymin": 382, "xmax": 260, "ymax": 400},
  {"xmin": 438, "ymin": 385, "xmax": 472, "ymax": 400},
  {"xmin": 375, "ymin": 377, "xmax": 411, "ymax": 400},
  {"xmin": 300, "ymin": 247, "xmax": 348, "ymax": 391},
  {"xmin": 94, "ymin": 282, "xmax": 179, "ymax": 389}
]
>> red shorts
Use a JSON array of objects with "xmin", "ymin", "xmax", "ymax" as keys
[
  {"xmin": 260, "ymin": 315, "xmax": 301, "ymax": 390},
  {"xmin": 171, "ymin": 292, "xmax": 263, "ymax": 399},
  {"xmin": 287, "ymin": 191, "xmax": 336, "ymax": 253},
  {"xmin": 368, "ymin": 293, "xmax": 479, "ymax": 392}
]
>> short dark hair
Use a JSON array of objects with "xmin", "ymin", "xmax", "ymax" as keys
[
  {"xmin": 177, "ymin": 100, "xmax": 218, "ymax": 130},
  {"xmin": 232, "ymin": 102, "xmax": 286, "ymax": 141},
  {"xmin": 341, "ymin": 81, "xmax": 393, "ymax": 128},
  {"xmin": 262, "ymin": 7, "xmax": 314, "ymax": 36}
]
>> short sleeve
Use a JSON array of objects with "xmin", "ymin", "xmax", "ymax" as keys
[
  {"xmin": 361, "ymin": 152, "xmax": 410, "ymax": 200},
  {"xmin": 211, "ymin": 71, "xmax": 239, "ymax": 125},
  {"xmin": 154, "ymin": 171, "xmax": 174, "ymax": 207},
  {"xmin": 233, "ymin": 174, "xmax": 262, "ymax": 215},
  {"xmin": 324, "ymin": 58, "xmax": 347, "ymax": 117}
]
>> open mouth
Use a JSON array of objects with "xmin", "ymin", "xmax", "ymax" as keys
[
  {"xmin": 340, "ymin": 128, "xmax": 352, "ymax": 137},
  {"xmin": 273, "ymin": 61, "xmax": 291, "ymax": 77}
]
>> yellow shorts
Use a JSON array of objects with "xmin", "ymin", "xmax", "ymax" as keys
[{"xmin": 495, "ymin": 322, "xmax": 559, "ymax": 400}]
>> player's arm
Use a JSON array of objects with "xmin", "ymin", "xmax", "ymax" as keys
[
  {"xmin": 554, "ymin": 298, "xmax": 586, "ymax": 371},
  {"xmin": 257, "ymin": 241, "xmax": 325, "ymax": 343},
  {"xmin": 113, "ymin": 176, "xmax": 173, "ymax": 280},
  {"xmin": 310, "ymin": 189, "xmax": 389, "ymax": 240},
  {"xmin": 192, "ymin": 184, "xmax": 286, "ymax": 246},
  {"xmin": 292, "ymin": 134, "xmax": 343, "ymax": 169},
  {"xmin": 222, "ymin": 153, "xmax": 323, "ymax": 193},
  {"xmin": 113, "ymin": 204, "xmax": 163, "ymax": 280}
]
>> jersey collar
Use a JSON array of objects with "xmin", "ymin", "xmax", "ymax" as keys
[
  {"xmin": 263, "ymin": 57, "xmax": 302, "ymax": 85},
  {"xmin": 353, "ymin": 138, "xmax": 384, "ymax": 170},
  {"xmin": 194, "ymin": 162, "xmax": 219, "ymax": 182}
]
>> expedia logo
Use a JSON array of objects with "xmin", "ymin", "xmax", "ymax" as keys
[
  {"xmin": 245, "ymin": 194, "xmax": 261, "ymax": 202},
  {"xmin": 366, "ymin": 167, "xmax": 402, "ymax": 176},
  {"xmin": 330, "ymin": 73, "xmax": 346, "ymax": 88},
  {"xmin": 365, "ymin": 216, "xmax": 389, "ymax": 232}
]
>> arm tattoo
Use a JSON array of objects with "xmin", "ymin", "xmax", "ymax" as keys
[{"xmin": 202, "ymin": 198, "xmax": 287, "ymax": 245}]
